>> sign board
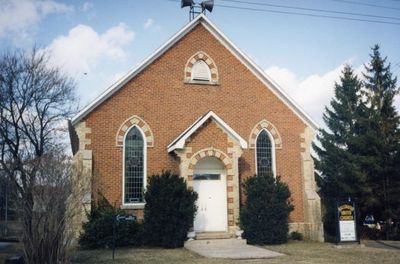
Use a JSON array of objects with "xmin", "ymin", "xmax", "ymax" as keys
[
  {"xmin": 336, "ymin": 199, "xmax": 358, "ymax": 243},
  {"xmin": 113, "ymin": 214, "xmax": 136, "ymax": 260},
  {"xmin": 116, "ymin": 214, "xmax": 136, "ymax": 222}
]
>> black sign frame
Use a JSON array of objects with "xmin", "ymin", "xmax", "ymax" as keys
[
  {"xmin": 112, "ymin": 214, "xmax": 136, "ymax": 260},
  {"xmin": 335, "ymin": 198, "xmax": 360, "ymax": 244}
]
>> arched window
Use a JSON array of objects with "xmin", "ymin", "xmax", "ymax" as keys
[
  {"xmin": 184, "ymin": 52, "xmax": 219, "ymax": 84},
  {"xmin": 256, "ymin": 130, "xmax": 273, "ymax": 177},
  {"xmin": 124, "ymin": 126, "xmax": 145, "ymax": 204},
  {"xmin": 191, "ymin": 60, "xmax": 211, "ymax": 81}
]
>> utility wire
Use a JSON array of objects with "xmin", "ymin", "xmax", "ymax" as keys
[
  {"xmin": 169, "ymin": 0, "xmax": 400, "ymax": 26},
  {"xmin": 330, "ymin": 0, "xmax": 400, "ymax": 11},
  {"xmin": 221, "ymin": 0, "xmax": 400, "ymax": 21},
  {"xmin": 214, "ymin": 4, "xmax": 400, "ymax": 26}
]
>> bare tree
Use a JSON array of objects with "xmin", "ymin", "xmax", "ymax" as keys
[
  {"xmin": 0, "ymin": 169, "xmax": 18, "ymax": 238},
  {"xmin": 0, "ymin": 49, "xmax": 78, "ymax": 263},
  {"xmin": 29, "ymin": 151, "xmax": 80, "ymax": 263}
]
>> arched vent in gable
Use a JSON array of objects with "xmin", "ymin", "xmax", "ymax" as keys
[{"xmin": 184, "ymin": 51, "xmax": 219, "ymax": 84}]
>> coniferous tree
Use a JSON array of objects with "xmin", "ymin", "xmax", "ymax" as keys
[
  {"xmin": 314, "ymin": 46, "xmax": 400, "ymax": 239},
  {"xmin": 313, "ymin": 65, "xmax": 370, "ymax": 236},
  {"xmin": 143, "ymin": 171, "xmax": 197, "ymax": 248},
  {"xmin": 358, "ymin": 45, "xmax": 400, "ymax": 225},
  {"xmin": 240, "ymin": 174, "xmax": 293, "ymax": 244}
]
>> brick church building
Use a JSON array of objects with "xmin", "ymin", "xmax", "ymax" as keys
[{"xmin": 69, "ymin": 14, "xmax": 323, "ymax": 241}]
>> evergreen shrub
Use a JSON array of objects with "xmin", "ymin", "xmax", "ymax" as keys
[
  {"xmin": 240, "ymin": 174, "xmax": 293, "ymax": 244},
  {"xmin": 79, "ymin": 195, "xmax": 142, "ymax": 249},
  {"xmin": 143, "ymin": 171, "xmax": 197, "ymax": 248}
]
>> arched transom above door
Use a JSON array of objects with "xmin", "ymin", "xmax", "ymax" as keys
[{"xmin": 187, "ymin": 148, "xmax": 233, "ymax": 177}]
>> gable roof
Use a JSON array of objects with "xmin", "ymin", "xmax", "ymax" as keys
[
  {"xmin": 70, "ymin": 14, "xmax": 318, "ymax": 130},
  {"xmin": 167, "ymin": 111, "xmax": 248, "ymax": 152}
]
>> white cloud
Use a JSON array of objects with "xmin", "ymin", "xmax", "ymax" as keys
[
  {"xmin": 81, "ymin": 2, "xmax": 93, "ymax": 12},
  {"xmin": 265, "ymin": 64, "xmax": 346, "ymax": 126},
  {"xmin": 43, "ymin": 23, "xmax": 135, "ymax": 76},
  {"xmin": 37, "ymin": 0, "xmax": 73, "ymax": 15},
  {"xmin": 395, "ymin": 96, "xmax": 400, "ymax": 114},
  {"xmin": 265, "ymin": 63, "xmax": 400, "ymax": 127},
  {"xmin": 0, "ymin": 0, "xmax": 73, "ymax": 42},
  {"xmin": 144, "ymin": 18, "xmax": 154, "ymax": 29}
]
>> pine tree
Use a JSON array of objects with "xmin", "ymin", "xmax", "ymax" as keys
[
  {"xmin": 313, "ymin": 65, "xmax": 370, "ymax": 236},
  {"xmin": 143, "ymin": 171, "xmax": 197, "ymax": 248},
  {"xmin": 240, "ymin": 174, "xmax": 293, "ymax": 244},
  {"xmin": 358, "ymin": 45, "xmax": 400, "ymax": 225}
]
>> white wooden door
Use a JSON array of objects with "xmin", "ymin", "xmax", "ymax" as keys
[{"xmin": 193, "ymin": 157, "xmax": 227, "ymax": 232}]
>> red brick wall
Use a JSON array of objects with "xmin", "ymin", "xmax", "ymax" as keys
[
  {"xmin": 186, "ymin": 119, "xmax": 231, "ymax": 155},
  {"xmin": 82, "ymin": 24, "xmax": 307, "ymax": 222}
]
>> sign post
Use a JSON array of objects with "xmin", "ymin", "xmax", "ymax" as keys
[
  {"xmin": 336, "ymin": 198, "xmax": 359, "ymax": 244},
  {"xmin": 112, "ymin": 214, "xmax": 136, "ymax": 260}
]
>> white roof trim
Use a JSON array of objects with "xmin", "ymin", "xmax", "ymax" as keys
[
  {"xmin": 167, "ymin": 111, "xmax": 248, "ymax": 152},
  {"xmin": 199, "ymin": 18, "xmax": 318, "ymax": 130},
  {"xmin": 71, "ymin": 14, "xmax": 206, "ymax": 125},
  {"xmin": 71, "ymin": 14, "xmax": 318, "ymax": 130}
]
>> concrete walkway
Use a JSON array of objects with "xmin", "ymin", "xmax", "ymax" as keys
[
  {"xmin": 184, "ymin": 239, "xmax": 284, "ymax": 259},
  {"xmin": 365, "ymin": 240, "xmax": 400, "ymax": 250}
]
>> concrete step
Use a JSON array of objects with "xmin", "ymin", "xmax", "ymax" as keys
[
  {"xmin": 186, "ymin": 238, "xmax": 248, "ymax": 246},
  {"xmin": 184, "ymin": 238, "xmax": 283, "ymax": 259},
  {"xmin": 195, "ymin": 232, "xmax": 233, "ymax": 240}
]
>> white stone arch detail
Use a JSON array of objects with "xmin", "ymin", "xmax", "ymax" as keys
[
  {"xmin": 185, "ymin": 147, "xmax": 236, "ymax": 227},
  {"xmin": 184, "ymin": 51, "xmax": 219, "ymax": 84},
  {"xmin": 254, "ymin": 129, "xmax": 277, "ymax": 177},
  {"xmin": 249, "ymin": 119, "xmax": 282, "ymax": 149},
  {"xmin": 187, "ymin": 147, "xmax": 233, "ymax": 176},
  {"xmin": 116, "ymin": 115, "xmax": 154, "ymax": 147}
]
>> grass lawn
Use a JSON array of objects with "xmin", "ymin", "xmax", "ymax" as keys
[{"xmin": 72, "ymin": 240, "xmax": 400, "ymax": 264}]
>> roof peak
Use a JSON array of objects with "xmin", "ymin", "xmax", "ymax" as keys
[{"xmin": 71, "ymin": 13, "xmax": 318, "ymax": 130}]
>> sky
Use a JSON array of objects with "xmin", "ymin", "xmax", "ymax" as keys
[{"xmin": 0, "ymin": 0, "xmax": 399, "ymax": 127}]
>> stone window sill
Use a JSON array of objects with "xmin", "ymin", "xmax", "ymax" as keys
[
  {"xmin": 184, "ymin": 80, "xmax": 219, "ymax": 86},
  {"xmin": 120, "ymin": 203, "xmax": 145, "ymax": 210}
]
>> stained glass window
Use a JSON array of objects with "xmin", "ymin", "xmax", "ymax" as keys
[
  {"xmin": 256, "ymin": 130, "xmax": 273, "ymax": 177},
  {"xmin": 124, "ymin": 126, "xmax": 144, "ymax": 203}
]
